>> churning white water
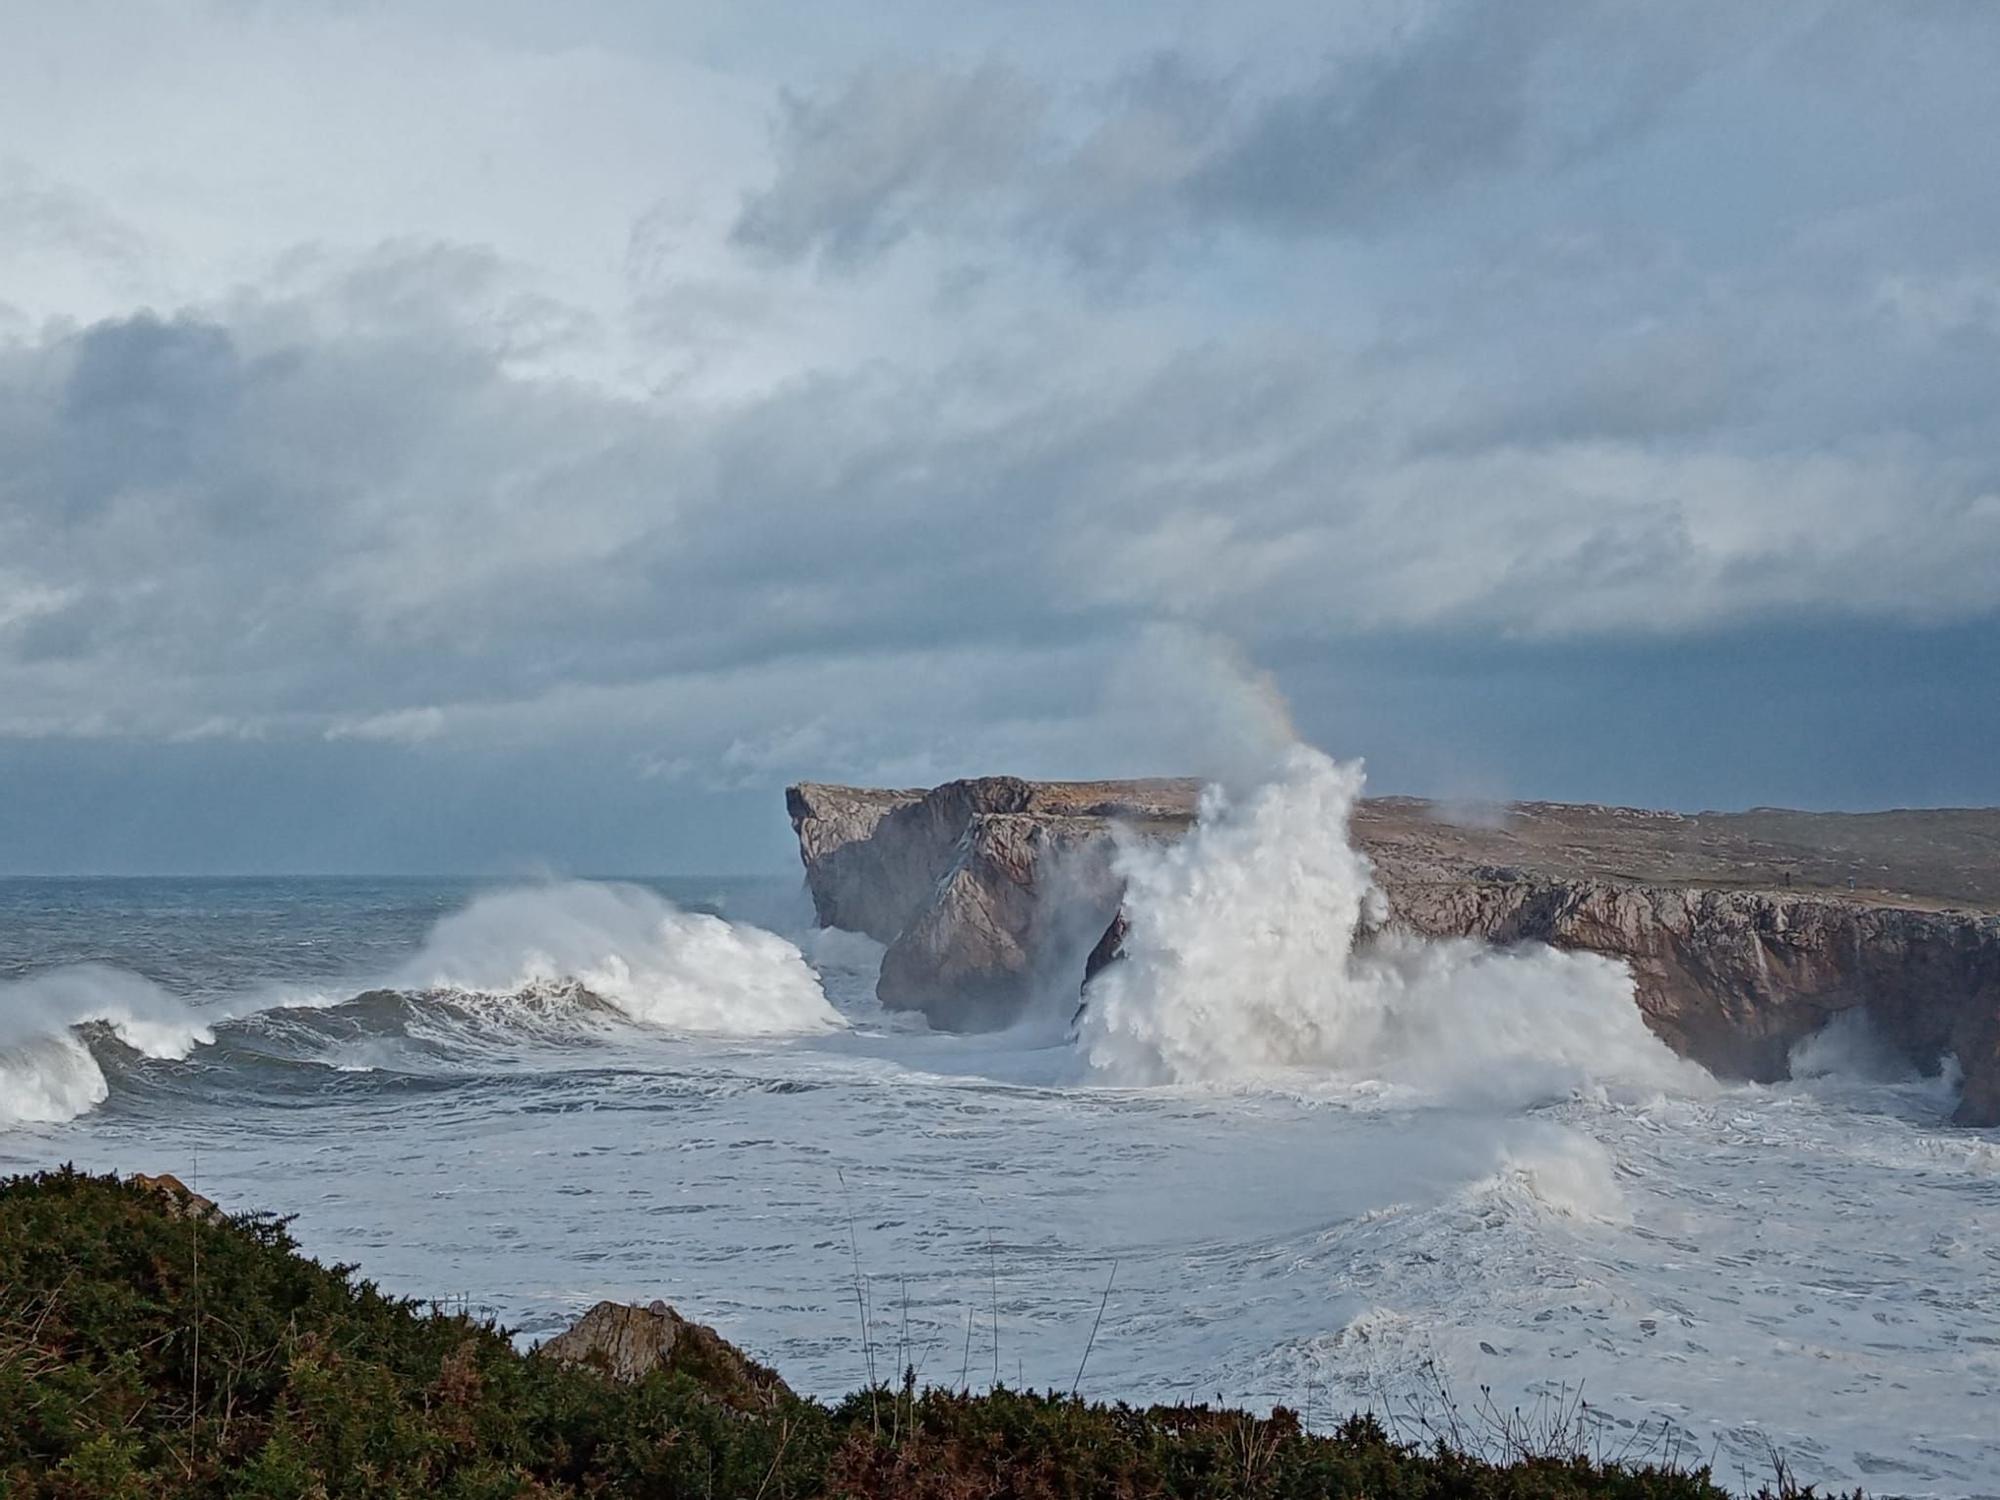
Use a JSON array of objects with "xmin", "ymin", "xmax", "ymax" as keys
[
  {"xmin": 385, "ymin": 880, "xmax": 844, "ymax": 1037},
  {"xmin": 1077, "ymin": 744, "xmax": 1709, "ymax": 1105},
  {"xmin": 1, "ymin": 762, "xmax": 1995, "ymax": 1496},
  {"xmin": 0, "ymin": 965, "xmax": 213, "ymax": 1125}
]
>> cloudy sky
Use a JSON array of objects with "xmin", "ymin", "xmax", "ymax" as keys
[{"xmin": 2, "ymin": 0, "xmax": 1997, "ymax": 874}]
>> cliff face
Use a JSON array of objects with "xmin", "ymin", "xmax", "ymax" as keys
[
  {"xmin": 783, "ymin": 782, "xmax": 929, "ymax": 940},
  {"xmin": 1382, "ymin": 878, "xmax": 2000, "ymax": 1090},
  {"xmin": 788, "ymin": 779, "xmax": 1200, "ymax": 939},
  {"xmin": 787, "ymin": 779, "xmax": 1195, "ymax": 1027},
  {"xmin": 786, "ymin": 778, "xmax": 2000, "ymax": 1125}
]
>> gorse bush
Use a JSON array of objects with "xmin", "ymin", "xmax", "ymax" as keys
[
  {"xmin": 0, "ymin": 1169, "xmax": 1846, "ymax": 1498},
  {"xmin": 0, "ymin": 1169, "xmax": 834, "ymax": 1498}
]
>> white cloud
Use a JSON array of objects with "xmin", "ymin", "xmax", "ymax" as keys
[
  {"xmin": 325, "ymin": 706, "xmax": 449, "ymax": 745},
  {"xmin": 0, "ymin": 0, "xmax": 1995, "ymax": 804}
]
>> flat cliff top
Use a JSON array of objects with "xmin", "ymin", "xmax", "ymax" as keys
[
  {"xmin": 787, "ymin": 778, "xmax": 1203, "ymax": 820},
  {"xmin": 790, "ymin": 779, "xmax": 2000, "ymax": 914},
  {"xmin": 1354, "ymin": 797, "xmax": 2000, "ymax": 912}
]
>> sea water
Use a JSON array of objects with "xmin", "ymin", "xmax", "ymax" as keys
[{"xmin": 2, "ymin": 753, "xmax": 1995, "ymax": 1496}]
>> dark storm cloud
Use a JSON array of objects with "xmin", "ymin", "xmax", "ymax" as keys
[
  {"xmin": 55, "ymin": 315, "xmax": 247, "ymax": 518},
  {"xmin": 2, "ymin": 0, "xmax": 1999, "ymax": 870},
  {"xmin": 5, "ymin": 241, "xmax": 1997, "ymax": 758},
  {"xmin": 731, "ymin": 0, "xmax": 1758, "ymax": 267},
  {"xmin": 1184, "ymin": 0, "xmax": 1559, "ymax": 234}
]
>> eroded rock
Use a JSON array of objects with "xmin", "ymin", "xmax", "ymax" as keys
[
  {"xmin": 1381, "ymin": 876, "xmax": 2000, "ymax": 1090},
  {"xmin": 538, "ymin": 1299, "xmax": 791, "ymax": 1406},
  {"xmin": 787, "ymin": 777, "xmax": 2000, "ymax": 1123},
  {"xmin": 790, "ymin": 777, "xmax": 1197, "ymax": 1029},
  {"xmin": 127, "ymin": 1172, "xmax": 228, "ymax": 1226}
]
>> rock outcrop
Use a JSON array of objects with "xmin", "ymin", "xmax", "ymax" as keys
[
  {"xmin": 127, "ymin": 1172, "xmax": 229, "ymax": 1227},
  {"xmin": 788, "ymin": 779, "xmax": 1197, "ymax": 1028},
  {"xmin": 538, "ymin": 1299, "xmax": 790, "ymax": 1406},
  {"xmin": 787, "ymin": 777, "xmax": 2000, "ymax": 1125},
  {"xmin": 1382, "ymin": 878, "xmax": 2000, "ymax": 1087}
]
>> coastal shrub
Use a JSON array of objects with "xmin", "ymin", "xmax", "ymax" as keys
[{"xmin": 0, "ymin": 1169, "xmax": 1847, "ymax": 1498}]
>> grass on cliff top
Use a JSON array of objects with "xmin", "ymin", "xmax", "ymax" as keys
[{"xmin": 0, "ymin": 1168, "xmax": 1849, "ymax": 1499}]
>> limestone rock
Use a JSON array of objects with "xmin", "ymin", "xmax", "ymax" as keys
[
  {"xmin": 127, "ymin": 1172, "xmax": 227, "ymax": 1226},
  {"xmin": 875, "ymin": 813, "xmax": 1127, "ymax": 1028},
  {"xmin": 1381, "ymin": 876, "xmax": 2000, "ymax": 1092},
  {"xmin": 789, "ymin": 776, "xmax": 1198, "ymax": 1029},
  {"xmin": 787, "ymin": 777, "xmax": 2000, "ymax": 1124},
  {"xmin": 538, "ymin": 1299, "xmax": 790, "ymax": 1406},
  {"xmin": 786, "ymin": 782, "xmax": 931, "ymax": 940}
]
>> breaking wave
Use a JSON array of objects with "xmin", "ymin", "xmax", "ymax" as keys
[
  {"xmin": 384, "ymin": 881, "xmax": 842, "ymax": 1037},
  {"xmin": 1075, "ymin": 744, "xmax": 1709, "ymax": 1104},
  {"xmin": 1789, "ymin": 1008, "xmax": 1921, "ymax": 1084},
  {"xmin": 0, "ymin": 965, "xmax": 213, "ymax": 1126},
  {"xmin": 0, "ymin": 882, "xmax": 842, "ymax": 1127},
  {"xmin": 1471, "ymin": 1131, "xmax": 1633, "ymax": 1225}
]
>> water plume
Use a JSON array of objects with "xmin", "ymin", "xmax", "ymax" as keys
[{"xmin": 1075, "ymin": 739, "xmax": 1705, "ymax": 1103}]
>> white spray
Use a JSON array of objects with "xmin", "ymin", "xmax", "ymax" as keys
[
  {"xmin": 0, "ymin": 964, "xmax": 213, "ymax": 1125},
  {"xmin": 1075, "ymin": 740, "xmax": 1706, "ymax": 1104},
  {"xmin": 0, "ymin": 882, "xmax": 845, "ymax": 1129},
  {"xmin": 390, "ymin": 880, "xmax": 844, "ymax": 1037}
]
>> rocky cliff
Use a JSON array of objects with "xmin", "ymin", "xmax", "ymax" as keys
[
  {"xmin": 787, "ymin": 778, "xmax": 1197, "ymax": 1026},
  {"xmin": 787, "ymin": 777, "xmax": 2000, "ymax": 1125}
]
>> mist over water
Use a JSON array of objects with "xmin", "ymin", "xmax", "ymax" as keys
[{"xmin": 2, "ymin": 772, "xmax": 1996, "ymax": 1494}]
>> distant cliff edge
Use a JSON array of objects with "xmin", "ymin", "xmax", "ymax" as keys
[{"xmin": 785, "ymin": 777, "xmax": 2000, "ymax": 1125}]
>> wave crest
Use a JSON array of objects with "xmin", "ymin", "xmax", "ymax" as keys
[
  {"xmin": 2, "ymin": 883, "xmax": 841, "ymax": 1126},
  {"xmin": 0, "ymin": 965, "xmax": 213, "ymax": 1125},
  {"xmin": 386, "ymin": 881, "xmax": 843, "ymax": 1038}
]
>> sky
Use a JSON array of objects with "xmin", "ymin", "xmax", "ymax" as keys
[{"xmin": 2, "ymin": 0, "xmax": 1997, "ymax": 875}]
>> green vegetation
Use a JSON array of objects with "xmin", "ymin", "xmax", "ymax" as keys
[{"xmin": 0, "ymin": 1169, "xmax": 1842, "ymax": 1498}]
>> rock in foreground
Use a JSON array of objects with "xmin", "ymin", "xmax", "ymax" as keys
[
  {"xmin": 788, "ymin": 777, "xmax": 2000, "ymax": 1125},
  {"xmin": 126, "ymin": 1171, "xmax": 228, "ymax": 1226},
  {"xmin": 539, "ymin": 1298, "xmax": 791, "ymax": 1405}
]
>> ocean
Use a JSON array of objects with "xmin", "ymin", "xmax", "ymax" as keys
[{"xmin": 3, "ymin": 797, "xmax": 1997, "ymax": 1496}]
